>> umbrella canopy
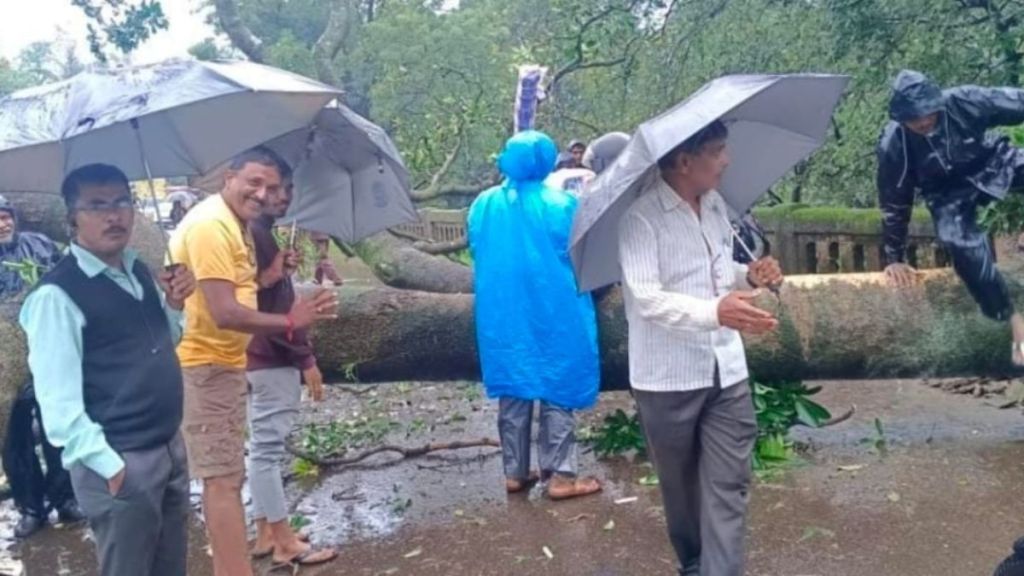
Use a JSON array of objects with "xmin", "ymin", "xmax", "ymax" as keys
[
  {"xmin": 195, "ymin": 104, "xmax": 417, "ymax": 243},
  {"xmin": 570, "ymin": 73, "xmax": 849, "ymax": 291},
  {"xmin": 0, "ymin": 59, "xmax": 341, "ymax": 192}
]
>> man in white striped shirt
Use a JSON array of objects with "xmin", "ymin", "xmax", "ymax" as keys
[{"xmin": 617, "ymin": 120, "xmax": 783, "ymax": 576}]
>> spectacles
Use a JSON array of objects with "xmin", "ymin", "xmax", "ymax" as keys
[{"xmin": 75, "ymin": 198, "xmax": 135, "ymax": 213}]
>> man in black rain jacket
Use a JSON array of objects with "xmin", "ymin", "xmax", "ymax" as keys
[{"xmin": 878, "ymin": 70, "xmax": 1024, "ymax": 362}]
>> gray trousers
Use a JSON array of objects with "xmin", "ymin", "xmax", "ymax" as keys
[
  {"xmin": 69, "ymin": 433, "xmax": 190, "ymax": 576},
  {"xmin": 498, "ymin": 398, "xmax": 578, "ymax": 480},
  {"xmin": 634, "ymin": 380, "xmax": 757, "ymax": 576},
  {"xmin": 247, "ymin": 367, "xmax": 302, "ymax": 523}
]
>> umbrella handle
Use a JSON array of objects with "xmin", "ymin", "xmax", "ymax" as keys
[{"xmin": 731, "ymin": 225, "xmax": 781, "ymax": 296}]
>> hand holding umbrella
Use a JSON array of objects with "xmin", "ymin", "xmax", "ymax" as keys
[{"xmin": 732, "ymin": 227, "xmax": 784, "ymax": 295}]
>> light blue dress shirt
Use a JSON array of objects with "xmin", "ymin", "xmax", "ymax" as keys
[{"xmin": 19, "ymin": 244, "xmax": 184, "ymax": 479}]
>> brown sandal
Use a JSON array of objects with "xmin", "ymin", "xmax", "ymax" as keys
[
  {"xmin": 505, "ymin": 471, "xmax": 541, "ymax": 493},
  {"xmin": 547, "ymin": 476, "xmax": 602, "ymax": 500}
]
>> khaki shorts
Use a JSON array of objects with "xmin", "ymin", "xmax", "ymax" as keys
[{"xmin": 181, "ymin": 365, "xmax": 248, "ymax": 479}]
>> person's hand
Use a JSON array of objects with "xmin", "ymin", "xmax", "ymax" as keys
[
  {"xmin": 107, "ymin": 467, "xmax": 126, "ymax": 497},
  {"xmin": 303, "ymin": 365, "xmax": 325, "ymax": 402},
  {"xmin": 717, "ymin": 290, "xmax": 778, "ymax": 334},
  {"xmin": 747, "ymin": 256, "xmax": 783, "ymax": 290},
  {"xmin": 288, "ymin": 288, "xmax": 338, "ymax": 329},
  {"xmin": 282, "ymin": 249, "xmax": 301, "ymax": 274},
  {"xmin": 159, "ymin": 265, "xmax": 196, "ymax": 310},
  {"xmin": 884, "ymin": 263, "xmax": 917, "ymax": 289},
  {"xmin": 260, "ymin": 249, "xmax": 300, "ymax": 288}
]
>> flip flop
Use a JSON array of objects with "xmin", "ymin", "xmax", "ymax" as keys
[
  {"xmin": 547, "ymin": 476, "xmax": 602, "ymax": 501},
  {"xmin": 269, "ymin": 548, "xmax": 338, "ymax": 574},
  {"xmin": 250, "ymin": 532, "xmax": 311, "ymax": 559}
]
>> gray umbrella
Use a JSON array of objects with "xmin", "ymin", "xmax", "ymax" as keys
[
  {"xmin": 0, "ymin": 59, "xmax": 341, "ymax": 193},
  {"xmin": 196, "ymin": 104, "xmax": 417, "ymax": 243},
  {"xmin": 570, "ymin": 73, "xmax": 849, "ymax": 291}
]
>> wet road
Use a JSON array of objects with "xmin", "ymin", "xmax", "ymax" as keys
[{"xmin": 6, "ymin": 380, "xmax": 1024, "ymax": 576}]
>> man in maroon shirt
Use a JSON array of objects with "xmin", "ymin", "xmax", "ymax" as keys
[{"xmin": 246, "ymin": 173, "xmax": 337, "ymax": 569}]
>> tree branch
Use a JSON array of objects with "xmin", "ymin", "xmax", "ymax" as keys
[
  {"xmin": 409, "ymin": 126, "xmax": 465, "ymax": 202},
  {"xmin": 213, "ymin": 0, "xmax": 264, "ymax": 63},
  {"xmin": 313, "ymin": 0, "xmax": 354, "ymax": 87},
  {"xmin": 413, "ymin": 237, "xmax": 468, "ymax": 255},
  {"xmin": 548, "ymin": 6, "xmax": 622, "ymax": 94},
  {"xmin": 287, "ymin": 437, "xmax": 500, "ymax": 468}
]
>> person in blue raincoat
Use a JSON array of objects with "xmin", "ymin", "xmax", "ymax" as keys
[{"xmin": 468, "ymin": 130, "xmax": 602, "ymax": 500}]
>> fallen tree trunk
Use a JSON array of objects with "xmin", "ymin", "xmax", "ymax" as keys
[
  {"xmin": 311, "ymin": 268, "xmax": 1023, "ymax": 389},
  {"xmin": 352, "ymin": 231, "xmax": 473, "ymax": 293}
]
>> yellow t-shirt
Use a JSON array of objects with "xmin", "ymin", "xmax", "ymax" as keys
[{"xmin": 169, "ymin": 194, "xmax": 258, "ymax": 368}]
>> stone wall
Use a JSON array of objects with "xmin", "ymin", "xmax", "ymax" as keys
[{"xmin": 394, "ymin": 205, "xmax": 951, "ymax": 274}]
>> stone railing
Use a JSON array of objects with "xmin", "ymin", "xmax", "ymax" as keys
[
  {"xmin": 394, "ymin": 205, "xmax": 950, "ymax": 274},
  {"xmin": 394, "ymin": 209, "xmax": 468, "ymax": 244},
  {"xmin": 754, "ymin": 205, "xmax": 947, "ymax": 274}
]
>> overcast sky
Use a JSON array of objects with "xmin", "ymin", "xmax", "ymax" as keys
[{"xmin": 0, "ymin": 0, "xmax": 214, "ymax": 64}]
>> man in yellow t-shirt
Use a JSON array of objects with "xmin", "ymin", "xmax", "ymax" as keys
[{"xmin": 169, "ymin": 147, "xmax": 337, "ymax": 576}]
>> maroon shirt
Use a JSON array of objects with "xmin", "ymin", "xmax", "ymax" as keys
[{"xmin": 246, "ymin": 215, "xmax": 316, "ymax": 371}]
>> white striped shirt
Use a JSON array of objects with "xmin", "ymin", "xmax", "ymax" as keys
[{"xmin": 617, "ymin": 177, "xmax": 750, "ymax": 392}]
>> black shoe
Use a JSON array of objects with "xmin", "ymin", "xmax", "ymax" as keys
[
  {"xmin": 678, "ymin": 561, "xmax": 700, "ymax": 576},
  {"xmin": 14, "ymin": 514, "xmax": 47, "ymax": 539},
  {"xmin": 55, "ymin": 502, "xmax": 85, "ymax": 524}
]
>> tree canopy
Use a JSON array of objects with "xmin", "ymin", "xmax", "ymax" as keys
[{"xmin": 50, "ymin": 0, "xmax": 1024, "ymax": 207}]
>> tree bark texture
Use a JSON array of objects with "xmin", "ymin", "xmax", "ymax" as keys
[
  {"xmin": 352, "ymin": 232, "xmax": 473, "ymax": 294},
  {"xmin": 311, "ymin": 267, "xmax": 1023, "ymax": 390},
  {"xmin": 213, "ymin": 0, "xmax": 265, "ymax": 63}
]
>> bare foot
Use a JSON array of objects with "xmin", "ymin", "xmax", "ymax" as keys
[
  {"xmin": 547, "ymin": 475, "xmax": 602, "ymax": 500},
  {"xmin": 505, "ymin": 471, "xmax": 540, "ymax": 493},
  {"xmin": 251, "ymin": 531, "xmax": 308, "ymax": 558},
  {"xmin": 1012, "ymin": 314, "xmax": 1024, "ymax": 367}
]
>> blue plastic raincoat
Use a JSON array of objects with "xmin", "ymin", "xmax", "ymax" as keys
[{"xmin": 468, "ymin": 131, "xmax": 600, "ymax": 410}]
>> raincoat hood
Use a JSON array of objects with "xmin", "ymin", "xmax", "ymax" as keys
[
  {"xmin": 497, "ymin": 131, "xmax": 558, "ymax": 183},
  {"xmin": 889, "ymin": 70, "xmax": 945, "ymax": 122}
]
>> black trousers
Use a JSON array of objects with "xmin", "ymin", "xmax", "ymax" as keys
[
  {"xmin": 2, "ymin": 383, "xmax": 74, "ymax": 518},
  {"xmin": 925, "ymin": 164, "xmax": 1024, "ymax": 322},
  {"xmin": 927, "ymin": 189, "xmax": 1011, "ymax": 320}
]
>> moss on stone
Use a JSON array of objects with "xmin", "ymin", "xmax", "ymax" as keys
[{"xmin": 754, "ymin": 204, "xmax": 933, "ymax": 234}]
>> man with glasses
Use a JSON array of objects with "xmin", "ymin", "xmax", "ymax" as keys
[{"xmin": 21, "ymin": 163, "xmax": 197, "ymax": 576}]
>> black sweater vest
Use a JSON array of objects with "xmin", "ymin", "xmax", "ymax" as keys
[{"xmin": 40, "ymin": 255, "xmax": 183, "ymax": 452}]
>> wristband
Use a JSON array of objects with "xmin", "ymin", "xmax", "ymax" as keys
[{"xmin": 286, "ymin": 313, "xmax": 295, "ymax": 342}]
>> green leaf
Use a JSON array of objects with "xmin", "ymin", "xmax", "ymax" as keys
[{"xmin": 794, "ymin": 397, "xmax": 832, "ymax": 427}]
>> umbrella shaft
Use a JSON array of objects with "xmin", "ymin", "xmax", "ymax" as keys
[{"xmin": 131, "ymin": 119, "xmax": 174, "ymax": 266}]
